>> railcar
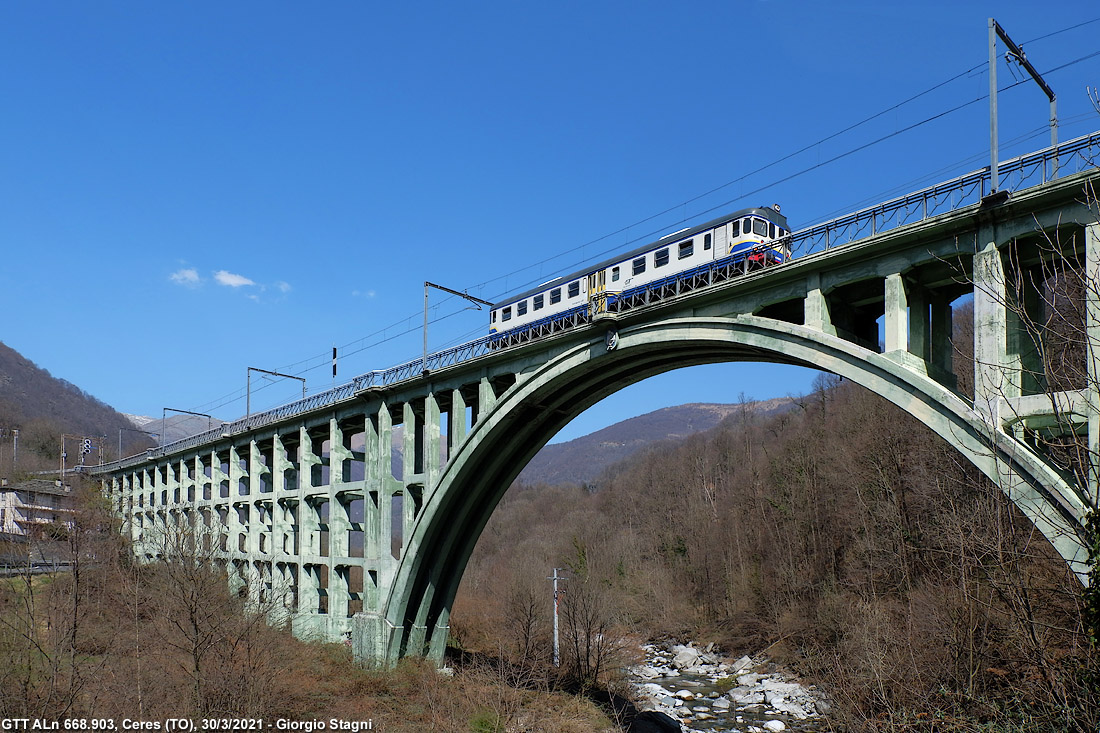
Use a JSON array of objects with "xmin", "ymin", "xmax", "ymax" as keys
[{"xmin": 489, "ymin": 205, "xmax": 790, "ymax": 345}]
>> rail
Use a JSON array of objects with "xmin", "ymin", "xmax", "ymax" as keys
[{"xmin": 90, "ymin": 131, "xmax": 1100, "ymax": 477}]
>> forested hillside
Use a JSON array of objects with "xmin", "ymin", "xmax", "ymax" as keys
[
  {"xmin": 0, "ymin": 341, "xmax": 149, "ymax": 475},
  {"xmin": 519, "ymin": 399, "xmax": 793, "ymax": 487},
  {"xmin": 454, "ymin": 371, "xmax": 1098, "ymax": 729}
]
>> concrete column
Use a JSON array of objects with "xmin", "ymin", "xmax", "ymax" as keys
[
  {"xmin": 230, "ymin": 445, "xmax": 248, "ymax": 498},
  {"xmin": 908, "ymin": 282, "xmax": 930, "ymax": 362},
  {"xmin": 330, "ymin": 565, "xmax": 350, "ymax": 619},
  {"xmin": 403, "ymin": 402, "xmax": 418, "ymax": 479},
  {"xmin": 884, "ymin": 273, "xmax": 908, "ymax": 353},
  {"xmin": 804, "ymin": 273, "xmax": 836, "ymax": 336},
  {"xmin": 226, "ymin": 500, "xmax": 245, "ymax": 554},
  {"xmin": 1006, "ymin": 264, "xmax": 1044, "ymax": 396},
  {"xmin": 449, "ymin": 387, "xmax": 468, "ymax": 452},
  {"xmin": 248, "ymin": 440, "xmax": 264, "ymax": 495},
  {"xmin": 424, "ymin": 393, "xmax": 441, "ymax": 487},
  {"xmin": 478, "ymin": 377, "xmax": 498, "ymax": 416},
  {"xmin": 272, "ymin": 432, "xmax": 294, "ymax": 492},
  {"xmin": 328, "ymin": 418, "xmax": 353, "ymax": 486},
  {"xmin": 364, "ymin": 410, "xmax": 383, "ymax": 563},
  {"xmin": 931, "ymin": 292, "xmax": 955, "ymax": 380},
  {"xmin": 300, "ymin": 495, "xmax": 322, "ymax": 557},
  {"xmin": 299, "ymin": 564, "xmax": 320, "ymax": 615},
  {"xmin": 298, "ymin": 426, "xmax": 322, "ymax": 490},
  {"xmin": 330, "ymin": 493, "xmax": 351, "ymax": 559},
  {"xmin": 974, "ymin": 240, "xmax": 1012, "ymax": 418},
  {"xmin": 1087, "ymin": 223, "xmax": 1100, "ymax": 509}
]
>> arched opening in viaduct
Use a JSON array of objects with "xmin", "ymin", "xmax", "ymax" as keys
[{"xmin": 380, "ymin": 314, "xmax": 1090, "ymax": 663}]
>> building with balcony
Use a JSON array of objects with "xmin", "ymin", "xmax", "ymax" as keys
[{"xmin": 0, "ymin": 478, "xmax": 76, "ymax": 538}]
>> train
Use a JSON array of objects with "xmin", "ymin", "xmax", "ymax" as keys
[{"xmin": 489, "ymin": 205, "xmax": 791, "ymax": 344}]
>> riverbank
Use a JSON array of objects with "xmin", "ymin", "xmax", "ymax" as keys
[{"xmin": 628, "ymin": 642, "xmax": 830, "ymax": 732}]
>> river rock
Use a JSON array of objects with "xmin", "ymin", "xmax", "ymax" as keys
[
  {"xmin": 763, "ymin": 721, "xmax": 786, "ymax": 732},
  {"xmin": 730, "ymin": 687, "xmax": 765, "ymax": 705},
  {"xmin": 731, "ymin": 655, "xmax": 753, "ymax": 672},
  {"xmin": 671, "ymin": 645, "xmax": 701, "ymax": 668},
  {"xmin": 772, "ymin": 700, "xmax": 808, "ymax": 719}
]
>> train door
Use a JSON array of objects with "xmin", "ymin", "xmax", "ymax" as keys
[
  {"xmin": 713, "ymin": 223, "xmax": 728, "ymax": 259},
  {"xmin": 587, "ymin": 270, "xmax": 607, "ymax": 315}
]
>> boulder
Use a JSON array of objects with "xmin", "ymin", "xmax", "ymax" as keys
[
  {"xmin": 671, "ymin": 645, "xmax": 701, "ymax": 669},
  {"xmin": 731, "ymin": 655, "xmax": 754, "ymax": 673},
  {"xmin": 763, "ymin": 721, "xmax": 786, "ymax": 732}
]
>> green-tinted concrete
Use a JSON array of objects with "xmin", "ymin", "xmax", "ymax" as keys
[{"xmin": 96, "ymin": 170, "xmax": 1100, "ymax": 666}]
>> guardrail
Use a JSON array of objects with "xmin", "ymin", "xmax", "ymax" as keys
[
  {"xmin": 90, "ymin": 131, "xmax": 1100, "ymax": 477},
  {"xmin": 0, "ymin": 561, "xmax": 74, "ymax": 578},
  {"xmin": 93, "ymin": 335, "xmax": 497, "ymax": 474},
  {"xmin": 789, "ymin": 131, "xmax": 1100, "ymax": 255}
]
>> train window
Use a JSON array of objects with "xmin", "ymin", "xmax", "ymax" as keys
[
  {"xmin": 568, "ymin": 281, "xmax": 580, "ymax": 298},
  {"xmin": 655, "ymin": 248, "xmax": 669, "ymax": 267},
  {"xmin": 753, "ymin": 218, "xmax": 768, "ymax": 236},
  {"xmin": 502, "ymin": 306, "xmax": 512, "ymax": 322},
  {"xmin": 678, "ymin": 240, "xmax": 694, "ymax": 259},
  {"xmin": 517, "ymin": 300, "xmax": 528, "ymax": 316},
  {"xmin": 611, "ymin": 266, "xmax": 620, "ymax": 282},
  {"xmin": 550, "ymin": 288, "xmax": 561, "ymax": 304},
  {"xmin": 533, "ymin": 294, "xmax": 544, "ymax": 310},
  {"xmin": 769, "ymin": 223, "xmax": 776, "ymax": 238},
  {"xmin": 704, "ymin": 233, "xmax": 711, "ymax": 250},
  {"xmin": 632, "ymin": 257, "xmax": 646, "ymax": 275},
  {"xmin": 492, "ymin": 311, "xmax": 497, "ymax": 323},
  {"xmin": 742, "ymin": 218, "xmax": 751, "ymax": 235}
]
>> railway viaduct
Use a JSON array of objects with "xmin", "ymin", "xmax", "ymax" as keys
[{"xmin": 92, "ymin": 134, "xmax": 1100, "ymax": 666}]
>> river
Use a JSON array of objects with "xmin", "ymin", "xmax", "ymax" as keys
[{"xmin": 628, "ymin": 642, "xmax": 830, "ymax": 733}]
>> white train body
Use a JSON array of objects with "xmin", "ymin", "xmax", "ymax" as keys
[{"xmin": 489, "ymin": 206, "xmax": 790, "ymax": 343}]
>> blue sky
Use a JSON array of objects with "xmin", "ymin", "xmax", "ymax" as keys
[{"xmin": 2, "ymin": 2, "xmax": 1098, "ymax": 443}]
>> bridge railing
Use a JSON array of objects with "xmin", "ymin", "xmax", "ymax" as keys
[
  {"xmin": 94, "ymin": 336, "xmax": 497, "ymax": 474},
  {"xmin": 91, "ymin": 132, "xmax": 1100, "ymax": 477},
  {"xmin": 789, "ymin": 131, "xmax": 1100, "ymax": 255}
]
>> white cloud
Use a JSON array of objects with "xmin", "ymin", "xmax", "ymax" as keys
[
  {"xmin": 275, "ymin": 281, "xmax": 292, "ymax": 293},
  {"xmin": 170, "ymin": 268, "xmax": 201, "ymax": 287},
  {"xmin": 214, "ymin": 270, "xmax": 256, "ymax": 288}
]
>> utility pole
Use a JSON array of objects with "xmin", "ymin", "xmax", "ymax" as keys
[
  {"xmin": 423, "ymin": 281, "xmax": 493, "ymax": 374},
  {"xmin": 162, "ymin": 408, "xmax": 214, "ymax": 447},
  {"xmin": 246, "ymin": 367, "xmax": 306, "ymax": 416},
  {"xmin": 119, "ymin": 427, "xmax": 160, "ymax": 460},
  {"xmin": 988, "ymin": 18, "xmax": 1059, "ymax": 192},
  {"xmin": 548, "ymin": 568, "xmax": 567, "ymax": 667}
]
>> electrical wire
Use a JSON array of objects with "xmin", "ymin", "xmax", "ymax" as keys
[{"xmin": 185, "ymin": 18, "xmax": 1100, "ymax": 417}]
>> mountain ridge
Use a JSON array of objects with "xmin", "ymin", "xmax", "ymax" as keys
[{"xmin": 519, "ymin": 398, "xmax": 793, "ymax": 487}]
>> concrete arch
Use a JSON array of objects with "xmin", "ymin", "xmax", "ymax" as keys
[{"xmin": 381, "ymin": 314, "xmax": 1092, "ymax": 662}]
